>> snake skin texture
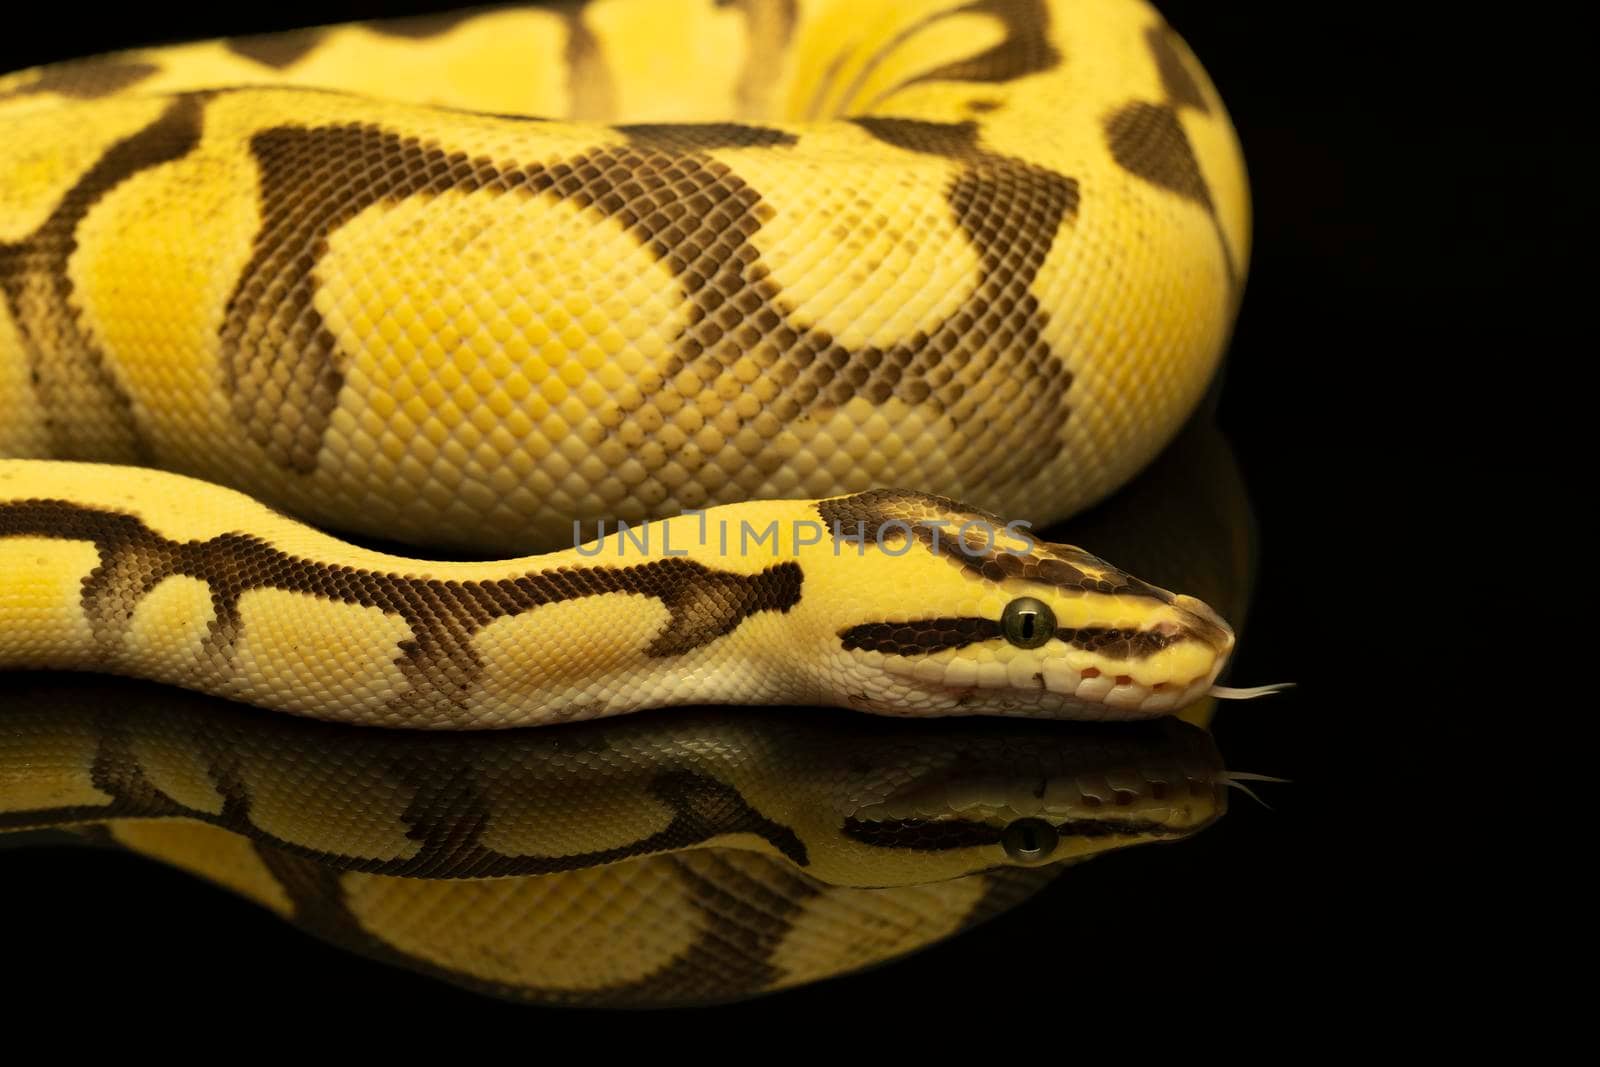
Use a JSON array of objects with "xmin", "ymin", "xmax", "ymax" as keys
[
  {"xmin": 0, "ymin": 0, "xmax": 1248, "ymax": 728},
  {"xmin": 0, "ymin": 0, "xmax": 1246, "ymax": 547},
  {"xmin": 0, "ymin": 416, "xmax": 1254, "ymax": 1004}
]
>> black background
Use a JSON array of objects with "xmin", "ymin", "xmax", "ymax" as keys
[{"xmin": 0, "ymin": 0, "xmax": 1512, "ymax": 1032}]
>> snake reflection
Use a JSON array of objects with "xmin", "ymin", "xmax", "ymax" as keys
[{"xmin": 0, "ymin": 419, "xmax": 1262, "ymax": 1005}]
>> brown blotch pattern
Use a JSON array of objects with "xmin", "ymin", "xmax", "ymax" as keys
[
  {"xmin": 95, "ymin": 729, "xmax": 825, "ymax": 1006},
  {"xmin": 849, "ymin": 115, "xmax": 983, "ymax": 157},
  {"xmin": 904, "ymin": 0, "xmax": 1061, "ymax": 89},
  {"xmin": 224, "ymin": 30, "xmax": 326, "ymax": 70},
  {"xmin": 1104, "ymin": 101, "xmax": 1212, "ymax": 207},
  {"xmin": 831, "ymin": 0, "xmax": 1059, "ymax": 117},
  {"xmin": 847, "ymin": 117, "xmax": 1079, "ymax": 486},
  {"xmin": 1145, "ymin": 24, "xmax": 1210, "ymax": 114},
  {"xmin": 257, "ymin": 843, "xmax": 825, "ymax": 1007},
  {"xmin": 618, "ymin": 123, "xmax": 799, "ymax": 150},
  {"xmin": 5, "ymin": 711, "xmax": 808, "ymax": 877},
  {"xmin": 0, "ymin": 60, "xmax": 158, "ymax": 102},
  {"xmin": 412, "ymin": 766, "xmax": 805, "ymax": 874},
  {"xmin": 0, "ymin": 95, "xmax": 206, "ymax": 462},
  {"xmin": 368, "ymin": 12, "xmax": 484, "ymax": 40},
  {"xmin": 8, "ymin": 6, "xmax": 1097, "ymax": 499},
  {"xmin": 1103, "ymin": 21, "xmax": 1236, "ymax": 292},
  {"xmin": 0, "ymin": 499, "xmax": 803, "ymax": 716},
  {"xmin": 816, "ymin": 489, "xmax": 1175, "ymax": 602},
  {"xmin": 841, "ymin": 617, "xmax": 1001, "ymax": 655},
  {"xmin": 230, "ymin": 116, "xmax": 1076, "ymax": 492},
  {"xmin": 361, "ymin": 769, "xmax": 810, "ymax": 878}
]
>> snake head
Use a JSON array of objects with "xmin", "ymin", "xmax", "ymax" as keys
[
  {"xmin": 808, "ymin": 490, "xmax": 1236, "ymax": 720},
  {"xmin": 806, "ymin": 716, "xmax": 1230, "ymax": 886}
]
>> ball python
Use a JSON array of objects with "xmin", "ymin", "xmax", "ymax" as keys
[
  {"xmin": 0, "ymin": 0, "xmax": 1259, "ymax": 728},
  {"xmin": 1, "ymin": 421, "xmax": 1262, "ymax": 1005}
]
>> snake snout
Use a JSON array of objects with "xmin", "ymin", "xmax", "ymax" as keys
[{"xmin": 1172, "ymin": 595, "xmax": 1234, "ymax": 656}]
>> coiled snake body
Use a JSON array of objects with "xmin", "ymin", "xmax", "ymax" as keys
[{"xmin": 0, "ymin": 0, "xmax": 1250, "ymax": 727}]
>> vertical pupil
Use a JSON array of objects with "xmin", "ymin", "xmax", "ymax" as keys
[{"xmin": 1002, "ymin": 598, "xmax": 1055, "ymax": 649}]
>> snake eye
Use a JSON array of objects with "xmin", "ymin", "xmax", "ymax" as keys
[
  {"xmin": 1000, "ymin": 597, "xmax": 1055, "ymax": 648},
  {"xmin": 1002, "ymin": 818, "xmax": 1059, "ymax": 862}
]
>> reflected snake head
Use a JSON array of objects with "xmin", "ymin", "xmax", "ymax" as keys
[
  {"xmin": 792, "ymin": 715, "xmax": 1229, "ymax": 888},
  {"xmin": 804, "ymin": 490, "xmax": 1236, "ymax": 720}
]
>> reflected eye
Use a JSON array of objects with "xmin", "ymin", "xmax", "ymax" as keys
[
  {"xmin": 1002, "ymin": 818, "xmax": 1059, "ymax": 862},
  {"xmin": 1000, "ymin": 597, "xmax": 1055, "ymax": 648}
]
